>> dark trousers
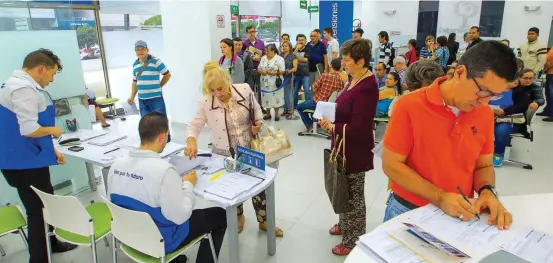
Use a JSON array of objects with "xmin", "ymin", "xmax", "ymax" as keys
[
  {"xmin": 178, "ymin": 207, "xmax": 227, "ymax": 263},
  {"xmin": 2, "ymin": 167, "xmax": 57, "ymax": 263},
  {"xmin": 544, "ymin": 74, "xmax": 553, "ymax": 117}
]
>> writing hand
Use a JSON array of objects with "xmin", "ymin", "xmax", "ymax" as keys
[{"xmin": 438, "ymin": 192, "xmax": 479, "ymax": 221}]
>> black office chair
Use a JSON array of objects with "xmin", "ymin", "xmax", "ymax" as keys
[{"xmin": 503, "ymin": 108, "xmax": 537, "ymax": 170}]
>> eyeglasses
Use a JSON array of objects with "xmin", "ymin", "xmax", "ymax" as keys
[{"xmin": 471, "ymin": 76, "xmax": 500, "ymax": 98}]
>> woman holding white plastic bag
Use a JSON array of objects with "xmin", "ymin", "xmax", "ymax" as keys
[{"xmin": 184, "ymin": 61, "xmax": 284, "ymax": 237}]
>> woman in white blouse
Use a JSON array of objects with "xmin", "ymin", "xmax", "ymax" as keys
[{"xmin": 259, "ymin": 44, "xmax": 286, "ymax": 121}]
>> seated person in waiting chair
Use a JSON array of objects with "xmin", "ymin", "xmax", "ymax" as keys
[
  {"xmin": 376, "ymin": 72, "xmax": 400, "ymax": 117},
  {"xmin": 85, "ymin": 88, "xmax": 110, "ymax": 128},
  {"xmin": 107, "ymin": 112, "xmax": 227, "ymax": 263},
  {"xmin": 492, "ymin": 69, "xmax": 535, "ymax": 167},
  {"xmin": 297, "ymin": 58, "xmax": 345, "ymax": 132}
]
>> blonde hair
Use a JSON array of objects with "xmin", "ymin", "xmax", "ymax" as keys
[
  {"xmin": 202, "ymin": 61, "xmax": 231, "ymax": 95},
  {"xmin": 425, "ymin": 35, "xmax": 435, "ymax": 43}
]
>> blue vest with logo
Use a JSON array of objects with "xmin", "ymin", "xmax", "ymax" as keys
[{"xmin": 0, "ymin": 80, "xmax": 57, "ymax": 170}]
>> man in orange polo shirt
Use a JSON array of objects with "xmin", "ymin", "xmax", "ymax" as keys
[
  {"xmin": 540, "ymin": 46, "xmax": 553, "ymax": 121},
  {"xmin": 382, "ymin": 41, "xmax": 517, "ymax": 230}
]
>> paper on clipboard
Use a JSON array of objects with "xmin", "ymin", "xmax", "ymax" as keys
[
  {"xmin": 123, "ymin": 102, "xmax": 139, "ymax": 115},
  {"xmin": 313, "ymin": 101, "xmax": 336, "ymax": 122}
]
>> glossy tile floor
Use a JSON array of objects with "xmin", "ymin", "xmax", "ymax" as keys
[{"xmin": 1, "ymin": 108, "xmax": 553, "ymax": 263}]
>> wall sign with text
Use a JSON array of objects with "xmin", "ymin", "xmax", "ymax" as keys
[{"xmin": 319, "ymin": 0, "xmax": 354, "ymax": 46}]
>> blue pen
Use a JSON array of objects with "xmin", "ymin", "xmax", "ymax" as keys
[{"xmin": 197, "ymin": 153, "xmax": 212, "ymax": 157}]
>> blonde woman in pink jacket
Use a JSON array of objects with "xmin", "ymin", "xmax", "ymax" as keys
[{"xmin": 184, "ymin": 61, "xmax": 284, "ymax": 237}]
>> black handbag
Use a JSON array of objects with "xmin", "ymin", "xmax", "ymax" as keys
[
  {"xmin": 324, "ymin": 124, "xmax": 350, "ymax": 214},
  {"xmin": 275, "ymin": 76, "xmax": 283, "ymax": 88}
]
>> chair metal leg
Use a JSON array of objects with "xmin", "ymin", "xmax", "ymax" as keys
[
  {"xmin": 44, "ymin": 221, "xmax": 53, "ymax": 263},
  {"xmin": 18, "ymin": 228, "xmax": 29, "ymax": 248},
  {"xmin": 91, "ymin": 236, "xmax": 98, "ymax": 263},
  {"xmin": 0, "ymin": 244, "xmax": 6, "ymax": 256},
  {"xmin": 103, "ymin": 236, "xmax": 109, "ymax": 247},
  {"xmin": 207, "ymin": 233, "xmax": 218, "ymax": 263},
  {"xmin": 503, "ymin": 160, "xmax": 533, "ymax": 170},
  {"xmin": 111, "ymin": 234, "xmax": 117, "ymax": 263}
]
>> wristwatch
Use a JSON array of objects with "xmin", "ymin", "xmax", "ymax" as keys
[{"xmin": 478, "ymin": 185, "xmax": 498, "ymax": 197}]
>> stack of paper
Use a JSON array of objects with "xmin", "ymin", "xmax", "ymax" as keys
[
  {"xmin": 358, "ymin": 223, "xmax": 427, "ymax": 263},
  {"xmin": 63, "ymin": 129, "xmax": 107, "ymax": 142},
  {"xmin": 313, "ymin": 101, "xmax": 337, "ymax": 122},
  {"xmin": 169, "ymin": 155, "xmax": 209, "ymax": 175},
  {"xmin": 88, "ymin": 134, "xmax": 128, "ymax": 146},
  {"xmin": 204, "ymin": 173, "xmax": 263, "ymax": 200}
]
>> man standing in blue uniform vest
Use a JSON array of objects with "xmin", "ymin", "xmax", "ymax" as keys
[
  {"xmin": 127, "ymin": 40, "xmax": 172, "ymax": 141},
  {"xmin": 0, "ymin": 49, "xmax": 77, "ymax": 263}
]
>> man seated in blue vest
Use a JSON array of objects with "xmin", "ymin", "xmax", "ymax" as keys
[
  {"xmin": 107, "ymin": 112, "xmax": 226, "ymax": 263},
  {"xmin": 0, "ymin": 49, "xmax": 78, "ymax": 263}
]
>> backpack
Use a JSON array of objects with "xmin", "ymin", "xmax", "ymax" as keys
[{"xmin": 387, "ymin": 43, "xmax": 396, "ymax": 68}]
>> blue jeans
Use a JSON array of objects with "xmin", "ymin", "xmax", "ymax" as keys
[
  {"xmin": 139, "ymin": 96, "xmax": 171, "ymax": 142},
  {"xmin": 283, "ymin": 82, "xmax": 292, "ymax": 110},
  {"xmin": 294, "ymin": 75, "xmax": 311, "ymax": 107},
  {"xmin": 296, "ymin": 99, "xmax": 317, "ymax": 128},
  {"xmin": 494, "ymin": 123, "xmax": 518, "ymax": 154},
  {"xmin": 544, "ymin": 74, "xmax": 553, "ymax": 117},
  {"xmin": 383, "ymin": 194, "xmax": 412, "ymax": 222}
]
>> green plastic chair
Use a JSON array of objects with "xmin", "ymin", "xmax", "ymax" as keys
[
  {"xmin": 0, "ymin": 205, "xmax": 28, "ymax": 256},
  {"xmin": 97, "ymin": 97, "xmax": 120, "ymax": 119},
  {"xmin": 31, "ymin": 186, "xmax": 112, "ymax": 263},
  {"xmin": 102, "ymin": 197, "xmax": 218, "ymax": 263}
]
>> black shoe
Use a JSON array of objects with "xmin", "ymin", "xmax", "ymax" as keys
[
  {"xmin": 536, "ymin": 111, "xmax": 548, "ymax": 116},
  {"xmin": 174, "ymin": 255, "xmax": 188, "ymax": 263},
  {"xmin": 51, "ymin": 241, "xmax": 78, "ymax": 253},
  {"xmin": 543, "ymin": 117, "xmax": 553, "ymax": 122}
]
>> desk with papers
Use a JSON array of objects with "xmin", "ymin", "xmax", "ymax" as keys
[
  {"xmin": 55, "ymin": 116, "xmax": 278, "ymax": 263},
  {"xmin": 345, "ymin": 193, "xmax": 553, "ymax": 263}
]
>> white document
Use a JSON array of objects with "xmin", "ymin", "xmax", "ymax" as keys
[
  {"xmin": 123, "ymin": 102, "xmax": 139, "ymax": 115},
  {"xmin": 359, "ymin": 223, "xmax": 428, "ymax": 263},
  {"xmin": 63, "ymin": 129, "xmax": 107, "ymax": 142},
  {"xmin": 204, "ymin": 173, "xmax": 263, "ymax": 200},
  {"xmin": 168, "ymin": 155, "xmax": 208, "ymax": 175},
  {"xmin": 407, "ymin": 204, "xmax": 503, "ymax": 258},
  {"xmin": 88, "ymin": 134, "xmax": 128, "ymax": 146},
  {"xmin": 501, "ymin": 227, "xmax": 553, "ymax": 263},
  {"xmin": 313, "ymin": 101, "xmax": 337, "ymax": 122}
]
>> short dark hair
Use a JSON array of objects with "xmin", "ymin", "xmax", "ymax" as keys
[
  {"xmin": 296, "ymin": 33, "xmax": 306, "ymax": 41},
  {"xmin": 447, "ymin": 33, "xmax": 456, "ymax": 44},
  {"xmin": 406, "ymin": 60, "xmax": 444, "ymax": 91},
  {"xmin": 378, "ymin": 31, "xmax": 389, "ymax": 42},
  {"xmin": 245, "ymin": 25, "xmax": 255, "ymax": 32},
  {"xmin": 388, "ymin": 71, "xmax": 401, "ymax": 87},
  {"xmin": 22, "ymin": 49, "xmax": 63, "ymax": 72},
  {"xmin": 313, "ymin": 29, "xmax": 321, "ymax": 34},
  {"xmin": 521, "ymin": 68, "xmax": 535, "ymax": 76},
  {"xmin": 281, "ymin": 33, "xmax": 290, "ymax": 39},
  {"xmin": 330, "ymin": 58, "xmax": 341, "ymax": 71},
  {"xmin": 463, "ymin": 32, "xmax": 469, "ymax": 39},
  {"xmin": 232, "ymin": 37, "xmax": 243, "ymax": 42},
  {"xmin": 528, "ymin": 27, "xmax": 539, "ymax": 34},
  {"xmin": 470, "ymin": 26, "xmax": 480, "ymax": 32},
  {"xmin": 324, "ymin": 27, "xmax": 334, "ymax": 36},
  {"xmin": 458, "ymin": 41, "xmax": 517, "ymax": 82},
  {"xmin": 139, "ymin": 112, "xmax": 169, "ymax": 144},
  {"xmin": 436, "ymin": 36, "xmax": 448, "ymax": 47},
  {"xmin": 408, "ymin": 39, "xmax": 417, "ymax": 47},
  {"xmin": 376, "ymin": 62, "xmax": 386, "ymax": 70},
  {"xmin": 341, "ymin": 39, "xmax": 372, "ymax": 68}
]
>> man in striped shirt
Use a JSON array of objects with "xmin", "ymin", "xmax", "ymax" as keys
[
  {"xmin": 378, "ymin": 31, "xmax": 392, "ymax": 72},
  {"xmin": 128, "ymin": 40, "xmax": 172, "ymax": 140}
]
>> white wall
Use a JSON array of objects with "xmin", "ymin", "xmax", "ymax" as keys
[
  {"xmin": 500, "ymin": 1, "xmax": 553, "ymax": 49},
  {"xmin": 208, "ymin": 0, "xmax": 233, "ymax": 60}
]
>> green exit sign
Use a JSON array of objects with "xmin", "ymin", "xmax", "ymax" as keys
[
  {"xmin": 300, "ymin": 0, "xmax": 307, "ymax": 9},
  {"xmin": 230, "ymin": 5, "xmax": 239, "ymax": 15},
  {"xmin": 308, "ymin": 5, "xmax": 319, "ymax": 13}
]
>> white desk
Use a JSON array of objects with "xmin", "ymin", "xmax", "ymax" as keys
[
  {"xmin": 345, "ymin": 193, "xmax": 553, "ymax": 263},
  {"xmin": 57, "ymin": 116, "xmax": 277, "ymax": 263}
]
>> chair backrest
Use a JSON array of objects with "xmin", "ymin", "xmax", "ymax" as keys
[
  {"xmin": 102, "ymin": 196, "xmax": 165, "ymax": 258},
  {"xmin": 31, "ymin": 186, "xmax": 92, "ymax": 237}
]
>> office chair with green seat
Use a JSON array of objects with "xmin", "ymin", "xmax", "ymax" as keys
[
  {"xmin": 31, "ymin": 186, "xmax": 112, "ymax": 263},
  {"xmin": 503, "ymin": 108, "xmax": 538, "ymax": 170},
  {"xmin": 0, "ymin": 205, "xmax": 29, "ymax": 256},
  {"xmin": 97, "ymin": 97, "xmax": 120, "ymax": 119},
  {"xmin": 102, "ymin": 197, "xmax": 218, "ymax": 263}
]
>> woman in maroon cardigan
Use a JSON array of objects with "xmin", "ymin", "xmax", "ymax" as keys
[{"xmin": 319, "ymin": 39, "xmax": 378, "ymax": 255}]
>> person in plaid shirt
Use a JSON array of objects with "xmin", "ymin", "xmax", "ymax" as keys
[{"xmin": 297, "ymin": 58, "xmax": 345, "ymax": 131}]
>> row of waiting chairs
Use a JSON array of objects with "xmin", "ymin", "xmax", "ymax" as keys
[{"xmin": 0, "ymin": 189, "xmax": 218, "ymax": 263}]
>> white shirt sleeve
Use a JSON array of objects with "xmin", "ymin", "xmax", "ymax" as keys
[
  {"xmin": 159, "ymin": 167, "xmax": 195, "ymax": 225},
  {"xmin": 11, "ymin": 88, "xmax": 40, "ymax": 135}
]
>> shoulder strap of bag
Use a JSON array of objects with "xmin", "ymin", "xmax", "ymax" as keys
[
  {"xmin": 341, "ymin": 124, "xmax": 347, "ymax": 167},
  {"xmin": 136, "ymin": 59, "xmax": 151, "ymax": 79}
]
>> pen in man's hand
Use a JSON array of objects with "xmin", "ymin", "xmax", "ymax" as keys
[{"xmin": 457, "ymin": 186, "xmax": 480, "ymax": 220}]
